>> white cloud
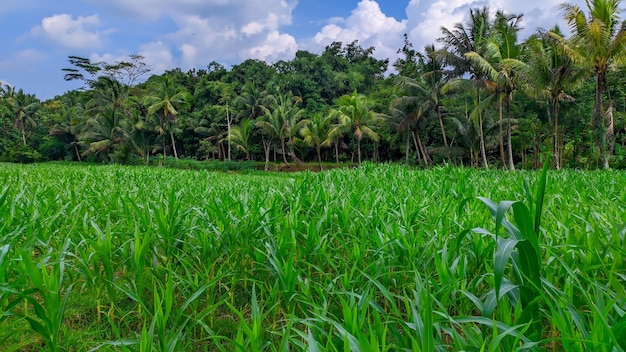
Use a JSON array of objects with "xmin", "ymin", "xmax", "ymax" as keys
[
  {"xmin": 86, "ymin": 0, "xmax": 296, "ymax": 26},
  {"xmin": 89, "ymin": 52, "xmax": 127, "ymax": 65},
  {"xmin": 245, "ymin": 30, "xmax": 298, "ymax": 61},
  {"xmin": 138, "ymin": 41, "xmax": 174, "ymax": 74},
  {"xmin": 31, "ymin": 14, "xmax": 107, "ymax": 50},
  {"xmin": 138, "ymin": 3, "xmax": 298, "ymax": 69},
  {"xmin": 85, "ymin": 0, "xmax": 299, "ymax": 69},
  {"xmin": 311, "ymin": 0, "xmax": 407, "ymax": 61},
  {"xmin": 405, "ymin": 0, "xmax": 579, "ymax": 52}
]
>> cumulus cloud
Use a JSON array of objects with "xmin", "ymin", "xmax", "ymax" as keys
[
  {"xmin": 31, "ymin": 14, "xmax": 108, "ymax": 50},
  {"xmin": 405, "ymin": 0, "xmax": 573, "ymax": 52},
  {"xmin": 84, "ymin": 0, "xmax": 299, "ymax": 69},
  {"xmin": 310, "ymin": 0, "xmax": 407, "ymax": 61},
  {"xmin": 245, "ymin": 30, "xmax": 298, "ymax": 61},
  {"xmin": 138, "ymin": 41, "xmax": 175, "ymax": 74}
]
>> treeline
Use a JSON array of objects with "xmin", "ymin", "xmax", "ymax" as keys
[{"xmin": 1, "ymin": 2, "xmax": 626, "ymax": 169}]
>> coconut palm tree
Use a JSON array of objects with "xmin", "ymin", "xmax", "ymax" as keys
[
  {"xmin": 554, "ymin": 0, "xmax": 626, "ymax": 168},
  {"xmin": 465, "ymin": 11, "xmax": 524, "ymax": 170},
  {"xmin": 145, "ymin": 75, "xmax": 190, "ymax": 160},
  {"xmin": 7, "ymin": 89, "xmax": 40, "ymax": 146},
  {"xmin": 122, "ymin": 110, "xmax": 161, "ymax": 163},
  {"xmin": 439, "ymin": 7, "xmax": 493, "ymax": 169},
  {"xmin": 80, "ymin": 106, "xmax": 124, "ymax": 161},
  {"xmin": 298, "ymin": 112, "xmax": 333, "ymax": 170},
  {"xmin": 388, "ymin": 104, "xmax": 430, "ymax": 166},
  {"xmin": 256, "ymin": 91, "xmax": 305, "ymax": 166},
  {"xmin": 236, "ymin": 82, "xmax": 269, "ymax": 120},
  {"xmin": 224, "ymin": 118, "xmax": 255, "ymax": 160},
  {"xmin": 522, "ymin": 27, "xmax": 586, "ymax": 169},
  {"xmin": 49, "ymin": 95, "xmax": 87, "ymax": 161},
  {"xmin": 331, "ymin": 91, "xmax": 384, "ymax": 165},
  {"xmin": 396, "ymin": 45, "xmax": 451, "ymax": 156}
]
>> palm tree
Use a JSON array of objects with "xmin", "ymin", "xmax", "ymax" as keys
[
  {"xmin": 396, "ymin": 45, "xmax": 451, "ymax": 156},
  {"xmin": 235, "ymin": 82, "xmax": 268, "ymax": 120},
  {"xmin": 256, "ymin": 91, "xmax": 305, "ymax": 166},
  {"xmin": 439, "ymin": 7, "xmax": 493, "ymax": 169},
  {"xmin": 49, "ymin": 95, "xmax": 87, "ymax": 161},
  {"xmin": 450, "ymin": 100, "xmax": 500, "ymax": 167},
  {"xmin": 522, "ymin": 28, "xmax": 585, "ymax": 169},
  {"xmin": 225, "ymin": 118, "xmax": 255, "ymax": 160},
  {"xmin": 0, "ymin": 85, "xmax": 16, "ymax": 141},
  {"xmin": 123, "ymin": 110, "xmax": 161, "ymax": 163},
  {"xmin": 145, "ymin": 75, "xmax": 190, "ymax": 160},
  {"xmin": 8, "ymin": 89, "xmax": 40, "ymax": 146},
  {"xmin": 331, "ymin": 92, "xmax": 384, "ymax": 165},
  {"xmin": 299, "ymin": 112, "xmax": 333, "ymax": 170},
  {"xmin": 465, "ymin": 11, "xmax": 524, "ymax": 170},
  {"xmin": 388, "ymin": 104, "xmax": 430, "ymax": 166},
  {"xmin": 80, "ymin": 106, "xmax": 125, "ymax": 161},
  {"xmin": 555, "ymin": 0, "xmax": 626, "ymax": 169}
]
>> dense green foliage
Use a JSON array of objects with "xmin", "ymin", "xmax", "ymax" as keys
[
  {"xmin": 0, "ymin": 163, "xmax": 624, "ymax": 350},
  {"xmin": 2, "ymin": 2, "xmax": 626, "ymax": 169}
]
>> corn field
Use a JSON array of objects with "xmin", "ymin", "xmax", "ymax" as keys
[{"xmin": 0, "ymin": 162, "xmax": 625, "ymax": 351}]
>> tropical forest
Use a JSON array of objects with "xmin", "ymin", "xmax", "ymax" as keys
[{"xmin": 0, "ymin": 1, "xmax": 625, "ymax": 351}]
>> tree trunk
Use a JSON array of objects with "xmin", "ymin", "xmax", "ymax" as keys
[
  {"xmin": 226, "ymin": 104, "xmax": 231, "ymax": 161},
  {"xmin": 478, "ymin": 112, "xmax": 488, "ymax": 169},
  {"xmin": 74, "ymin": 142, "xmax": 82, "ymax": 162},
  {"xmin": 262, "ymin": 139, "xmax": 270, "ymax": 171},
  {"xmin": 437, "ymin": 105, "xmax": 449, "ymax": 158},
  {"xmin": 317, "ymin": 146, "xmax": 323, "ymax": 171},
  {"xmin": 412, "ymin": 131, "xmax": 429, "ymax": 167},
  {"xmin": 288, "ymin": 143, "xmax": 303, "ymax": 164},
  {"xmin": 437, "ymin": 105, "xmax": 448, "ymax": 148},
  {"xmin": 280, "ymin": 137, "xmax": 289, "ymax": 166},
  {"xmin": 606, "ymin": 101, "xmax": 615, "ymax": 165},
  {"xmin": 335, "ymin": 141, "xmax": 339, "ymax": 163},
  {"xmin": 552, "ymin": 101, "xmax": 560, "ymax": 170},
  {"xmin": 594, "ymin": 72, "xmax": 609, "ymax": 169},
  {"xmin": 411, "ymin": 131, "xmax": 422, "ymax": 165},
  {"xmin": 170, "ymin": 131, "xmax": 178, "ymax": 160},
  {"xmin": 506, "ymin": 94, "xmax": 515, "ymax": 171},
  {"xmin": 498, "ymin": 95, "xmax": 506, "ymax": 169},
  {"xmin": 405, "ymin": 133, "xmax": 410, "ymax": 164},
  {"xmin": 163, "ymin": 138, "xmax": 167, "ymax": 161},
  {"xmin": 357, "ymin": 136, "xmax": 362, "ymax": 165}
]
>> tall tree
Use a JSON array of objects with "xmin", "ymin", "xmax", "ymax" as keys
[
  {"xmin": 396, "ymin": 44, "xmax": 451, "ymax": 157},
  {"xmin": 235, "ymin": 82, "xmax": 268, "ymax": 120},
  {"xmin": 49, "ymin": 93, "xmax": 87, "ymax": 161},
  {"xmin": 439, "ymin": 7, "xmax": 493, "ymax": 169},
  {"xmin": 522, "ymin": 27, "xmax": 585, "ymax": 169},
  {"xmin": 331, "ymin": 92, "xmax": 384, "ymax": 165},
  {"xmin": 256, "ymin": 91, "xmax": 305, "ymax": 166},
  {"xmin": 145, "ymin": 75, "xmax": 190, "ymax": 160},
  {"xmin": 8, "ymin": 89, "xmax": 40, "ymax": 146},
  {"xmin": 555, "ymin": 0, "xmax": 626, "ymax": 168},
  {"xmin": 225, "ymin": 118, "xmax": 255, "ymax": 160},
  {"xmin": 298, "ymin": 112, "xmax": 333, "ymax": 170},
  {"xmin": 465, "ymin": 11, "xmax": 524, "ymax": 170},
  {"xmin": 63, "ymin": 54, "xmax": 150, "ymax": 88}
]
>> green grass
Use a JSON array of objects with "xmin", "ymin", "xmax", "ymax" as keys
[{"xmin": 0, "ymin": 162, "xmax": 624, "ymax": 351}]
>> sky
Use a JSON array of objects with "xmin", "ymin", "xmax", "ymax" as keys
[{"xmin": 0, "ymin": 0, "xmax": 588, "ymax": 101}]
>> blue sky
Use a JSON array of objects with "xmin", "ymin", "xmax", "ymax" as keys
[{"xmin": 0, "ymin": 0, "xmax": 586, "ymax": 100}]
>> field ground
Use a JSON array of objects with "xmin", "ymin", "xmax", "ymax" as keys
[{"xmin": 0, "ymin": 162, "xmax": 625, "ymax": 351}]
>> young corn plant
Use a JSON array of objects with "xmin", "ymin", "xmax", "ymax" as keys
[
  {"xmin": 71, "ymin": 219, "xmax": 119, "ymax": 323},
  {"xmin": 227, "ymin": 285, "xmax": 272, "ymax": 351},
  {"xmin": 18, "ymin": 238, "xmax": 73, "ymax": 352},
  {"xmin": 458, "ymin": 161, "xmax": 549, "ymax": 344}
]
